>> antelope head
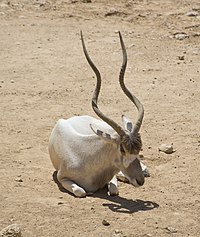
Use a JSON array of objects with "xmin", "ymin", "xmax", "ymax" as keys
[{"xmin": 81, "ymin": 31, "xmax": 145, "ymax": 186}]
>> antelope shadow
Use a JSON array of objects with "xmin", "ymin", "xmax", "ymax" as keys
[
  {"xmin": 52, "ymin": 171, "xmax": 159, "ymax": 214},
  {"xmin": 92, "ymin": 188, "xmax": 159, "ymax": 214}
]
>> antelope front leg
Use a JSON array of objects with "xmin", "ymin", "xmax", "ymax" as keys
[
  {"xmin": 108, "ymin": 175, "xmax": 119, "ymax": 196},
  {"xmin": 140, "ymin": 161, "xmax": 150, "ymax": 177}
]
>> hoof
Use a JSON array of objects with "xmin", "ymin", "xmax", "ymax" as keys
[
  {"xmin": 108, "ymin": 183, "xmax": 119, "ymax": 196},
  {"xmin": 73, "ymin": 187, "xmax": 86, "ymax": 198}
]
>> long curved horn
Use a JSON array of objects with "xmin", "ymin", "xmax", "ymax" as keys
[
  {"xmin": 118, "ymin": 31, "xmax": 144, "ymax": 134},
  {"xmin": 80, "ymin": 31, "xmax": 126, "ymax": 137}
]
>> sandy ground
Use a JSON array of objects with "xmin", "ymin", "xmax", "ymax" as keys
[{"xmin": 0, "ymin": 0, "xmax": 200, "ymax": 236}]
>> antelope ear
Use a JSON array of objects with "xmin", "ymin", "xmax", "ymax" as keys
[
  {"xmin": 122, "ymin": 115, "xmax": 133, "ymax": 132},
  {"xmin": 90, "ymin": 124, "xmax": 119, "ymax": 144}
]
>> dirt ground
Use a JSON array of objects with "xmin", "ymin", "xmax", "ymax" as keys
[{"xmin": 0, "ymin": 0, "xmax": 200, "ymax": 236}]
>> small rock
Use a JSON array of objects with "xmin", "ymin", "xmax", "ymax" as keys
[
  {"xmin": 105, "ymin": 8, "xmax": 127, "ymax": 17},
  {"xmin": 15, "ymin": 174, "xmax": 23, "ymax": 183},
  {"xmin": 112, "ymin": 229, "xmax": 123, "ymax": 236},
  {"xmin": 159, "ymin": 144, "xmax": 175, "ymax": 154},
  {"xmin": 186, "ymin": 11, "xmax": 199, "ymax": 17},
  {"xmin": 114, "ymin": 229, "xmax": 122, "ymax": 234},
  {"xmin": 0, "ymin": 224, "xmax": 21, "ymax": 237},
  {"xmin": 128, "ymin": 43, "xmax": 135, "ymax": 48},
  {"xmin": 58, "ymin": 202, "xmax": 64, "ymax": 205},
  {"xmin": 10, "ymin": 80, "xmax": 14, "ymax": 83},
  {"xmin": 165, "ymin": 226, "xmax": 178, "ymax": 233},
  {"xmin": 15, "ymin": 177, "xmax": 23, "ymax": 182},
  {"xmin": 173, "ymin": 32, "xmax": 189, "ymax": 40},
  {"xmin": 82, "ymin": 0, "xmax": 92, "ymax": 2},
  {"xmin": 178, "ymin": 56, "xmax": 185, "ymax": 60},
  {"xmin": 102, "ymin": 219, "xmax": 110, "ymax": 226}
]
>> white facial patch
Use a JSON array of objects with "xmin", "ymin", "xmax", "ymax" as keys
[{"xmin": 123, "ymin": 154, "xmax": 138, "ymax": 168}]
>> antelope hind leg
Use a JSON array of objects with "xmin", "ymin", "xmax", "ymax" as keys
[{"xmin": 59, "ymin": 177, "xmax": 86, "ymax": 198}]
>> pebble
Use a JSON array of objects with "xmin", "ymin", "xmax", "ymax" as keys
[
  {"xmin": 159, "ymin": 144, "xmax": 175, "ymax": 154},
  {"xmin": 173, "ymin": 32, "xmax": 189, "ymax": 40},
  {"xmin": 102, "ymin": 219, "xmax": 110, "ymax": 226},
  {"xmin": 112, "ymin": 229, "xmax": 123, "ymax": 237},
  {"xmin": 165, "ymin": 226, "xmax": 178, "ymax": 233},
  {"xmin": 0, "ymin": 224, "xmax": 21, "ymax": 237},
  {"xmin": 114, "ymin": 229, "xmax": 122, "ymax": 234},
  {"xmin": 178, "ymin": 55, "xmax": 185, "ymax": 60},
  {"xmin": 128, "ymin": 43, "xmax": 135, "ymax": 48},
  {"xmin": 58, "ymin": 202, "xmax": 64, "ymax": 205},
  {"xmin": 105, "ymin": 9, "xmax": 119, "ymax": 17},
  {"xmin": 15, "ymin": 178, "xmax": 23, "ymax": 183},
  {"xmin": 82, "ymin": 0, "xmax": 92, "ymax": 2},
  {"xmin": 105, "ymin": 8, "xmax": 126, "ymax": 17},
  {"xmin": 186, "ymin": 11, "xmax": 199, "ymax": 17}
]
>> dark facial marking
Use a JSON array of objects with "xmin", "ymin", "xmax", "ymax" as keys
[{"xmin": 121, "ymin": 133, "xmax": 142, "ymax": 154}]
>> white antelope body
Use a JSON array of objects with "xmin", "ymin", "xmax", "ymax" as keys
[{"xmin": 48, "ymin": 32, "xmax": 148, "ymax": 197}]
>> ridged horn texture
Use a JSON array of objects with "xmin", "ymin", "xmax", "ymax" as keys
[
  {"xmin": 80, "ymin": 31, "xmax": 126, "ymax": 137},
  {"xmin": 118, "ymin": 31, "xmax": 144, "ymax": 134}
]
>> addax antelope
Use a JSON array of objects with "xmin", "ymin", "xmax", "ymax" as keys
[{"xmin": 48, "ymin": 31, "xmax": 149, "ymax": 197}]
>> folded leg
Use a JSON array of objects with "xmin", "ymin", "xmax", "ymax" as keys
[{"xmin": 59, "ymin": 177, "xmax": 86, "ymax": 198}]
